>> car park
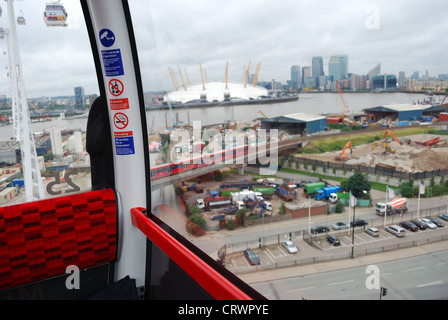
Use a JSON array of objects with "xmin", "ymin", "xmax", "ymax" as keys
[
  {"xmin": 243, "ymin": 249, "xmax": 260, "ymax": 265},
  {"xmin": 282, "ymin": 240, "xmax": 298, "ymax": 254},
  {"xmin": 365, "ymin": 227, "xmax": 379, "ymax": 237},
  {"xmin": 399, "ymin": 221, "xmax": 418, "ymax": 232},
  {"xmin": 332, "ymin": 222, "xmax": 349, "ymax": 230},
  {"xmin": 350, "ymin": 218, "xmax": 368, "ymax": 228},
  {"xmin": 420, "ymin": 218, "xmax": 437, "ymax": 229},
  {"xmin": 411, "ymin": 219, "xmax": 428, "ymax": 230},
  {"xmin": 385, "ymin": 225, "xmax": 406, "ymax": 237},
  {"xmin": 427, "ymin": 216, "xmax": 445, "ymax": 227},
  {"xmin": 311, "ymin": 225, "xmax": 329, "ymax": 234},
  {"xmin": 326, "ymin": 235, "xmax": 341, "ymax": 246},
  {"xmin": 438, "ymin": 214, "xmax": 448, "ymax": 221}
]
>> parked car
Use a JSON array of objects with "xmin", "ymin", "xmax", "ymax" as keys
[
  {"xmin": 438, "ymin": 214, "xmax": 448, "ymax": 222},
  {"xmin": 420, "ymin": 218, "xmax": 437, "ymax": 229},
  {"xmin": 243, "ymin": 249, "xmax": 260, "ymax": 265},
  {"xmin": 326, "ymin": 235, "xmax": 341, "ymax": 246},
  {"xmin": 332, "ymin": 222, "xmax": 349, "ymax": 230},
  {"xmin": 385, "ymin": 225, "xmax": 406, "ymax": 237},
  {"xmin": 350, "ymin": 218, "xmax": 368, "ymax": 228},
  {"xmin": 282, "ymin": 240, "xmax": 298, "ymax": 254},
  {"xmin": 427, "ymin": 216, "xmax": 445, "ymax": 227},
  {"xmin": 311, "ymin": 225, "xmax": 329, "ymax": 234},
  {"xmin": 399, "ymin": 221, "xmax": 418, "ymax": 232},
  {"xmin": 365, "ymin": 227, "xmax": 379, "ymax": 237},
  {"xmin": 411, "ymin": 219, "xmax": 428, "ymax": 230}
]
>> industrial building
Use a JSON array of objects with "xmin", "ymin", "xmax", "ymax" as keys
[
  {"xmin": 260, "ymin": 113, "xmax": 327, "ymax": 136},
  {"xmin": 363, "ymin": 103, "xmax": 446, "ymax": 125}
]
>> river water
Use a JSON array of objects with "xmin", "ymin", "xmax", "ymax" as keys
[{"xmin": 0, "ymin": 92, "xmax": 432, "ymax": 141}]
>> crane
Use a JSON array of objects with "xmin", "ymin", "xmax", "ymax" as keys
[
  {"xmin": 258, "ymin": 110, "xmax": 267, "ymax": 119},
  {"xmin": 335, "ymin": 140, "xmax": 352, "ymax": 160},
  {"xmin": 336, "ymin": 80, "xmax": 350, "ymax": 114}
]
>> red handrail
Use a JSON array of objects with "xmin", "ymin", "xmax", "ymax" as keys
[{"xmin": 130, "ymin": 207, "xmax": 252, "ymax": 300}]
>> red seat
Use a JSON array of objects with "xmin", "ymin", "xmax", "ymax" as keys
[{"xmin": 0, "ymin": 189, "xmax": 117, "ymax": 291}]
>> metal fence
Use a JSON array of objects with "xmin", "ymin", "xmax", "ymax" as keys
[{"xmin": 292, "ymin": 156, "xmax": 448, "ymax": 180}]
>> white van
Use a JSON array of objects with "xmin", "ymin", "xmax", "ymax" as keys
[{"xmin": 385, "ymin": 225, "xmax": 405, "ymax": 237}]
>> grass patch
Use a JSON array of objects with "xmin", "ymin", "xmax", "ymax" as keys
[{"xmin": 302, "ymin": 126, "xmax": 434, "ymax": 154}]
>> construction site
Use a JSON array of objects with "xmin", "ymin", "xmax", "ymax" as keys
[{"xmin": 298, "ymin": 130, "xmax": 448, "ymax": 173}]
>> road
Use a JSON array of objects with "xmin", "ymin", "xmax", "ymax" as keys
[{"xmin": 250, "ymin": 250, "xmax": 448, "ymax": 300}]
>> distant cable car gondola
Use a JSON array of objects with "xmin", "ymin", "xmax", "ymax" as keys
[
  {"xmin": 17, "ymin": 14, "xmax": 26, "ymax": 25},
  {"xmin": 43, "ymin": 1, "xmax": 68, "ymax": 27}
]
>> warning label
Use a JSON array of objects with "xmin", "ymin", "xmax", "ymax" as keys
[
  {"xmin": 114, "ymin": 131, "xmax": 135, "ymax": 155},
  {"xmin": 113, "ymin": 112, "xmax": 129, "ymax": 130},
  {"xmin": 109, "ymin": 79, "xmax": 124, "ymax": 96},
  {"xmin": 101, "ymin": 49, "xmax": 124, "ymax": 77},
  {"xmin": 110, "ymin": 98, "xmax": 129, "ymax": 110}
]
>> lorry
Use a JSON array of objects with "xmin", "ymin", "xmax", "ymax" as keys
[
  {"xmin": 314, "ymin": 186, "xmax": 343, "ymax": 202},
  {"xmin": 196, "ymin": 197, "xmax": 232, "ymax": 211},
  {"xmin": 304, "ymin": 182, "xmax": 325, "ymax": 195},
  {"xmin": 277, "ymin": 184, "xmax": 296, "ymax": 202},
  {"xmin": 230, "ymin": 190, "xmax": 263, "ymax": 203},
  {"xmin": 375, "ymin": 197, "xmax": 408, "ymax": 216},
  {"xmin": 252, "ymin": 186, "xmax": 275, "ymax": 197}
]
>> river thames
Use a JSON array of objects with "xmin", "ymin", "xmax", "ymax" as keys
[{"xmin": 0, "ymin": 92, "xmax": 435, "ymax": 141}]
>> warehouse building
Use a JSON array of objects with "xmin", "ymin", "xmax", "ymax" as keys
[
  {"xmin": 363, "ymin": 103, "xmax": 445, "ymax": 124},
  {"xmin": 260, "ymin": 113, "xmax": 327, "ymax": 136}
]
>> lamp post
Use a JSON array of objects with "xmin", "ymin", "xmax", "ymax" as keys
[{"xmin": 350, "ymin": 189, "xmax": 367, "ymax": 259}]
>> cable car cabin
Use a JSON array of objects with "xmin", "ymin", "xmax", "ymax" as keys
[
  {"xmin": 17, "ymin": 16, "xmax": 25, "ymax": 25},
  {"xmin": 43, "ymin": 2, "xmax": 68, "ymax": 27},
  {"xmin": 0, "ymin": 0, "xmax": 264, "ymax": 301}
]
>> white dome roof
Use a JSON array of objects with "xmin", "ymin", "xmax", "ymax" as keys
[{"xmin": 165, "ymin": 81, "xmax": 269, "ymax": 104}]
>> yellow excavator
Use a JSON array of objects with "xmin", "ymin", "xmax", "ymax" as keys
[{"xmin": 372, "ymin": 141, "xmax": 395, "ymax": 154}]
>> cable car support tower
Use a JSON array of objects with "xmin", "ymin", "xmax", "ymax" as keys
[{"xmin": 4, "ymin": 0, "xmax": 44, "ymax": 201}]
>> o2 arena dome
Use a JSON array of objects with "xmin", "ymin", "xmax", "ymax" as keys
[
  {"xmin": 165, "ymin": 81, "xmax": 269, "ymax": 105},
  {"xmin": 163, "ymin": 62, "xmax": 270, "ymax": 105}
]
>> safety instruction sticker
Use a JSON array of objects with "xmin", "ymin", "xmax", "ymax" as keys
[
  {"xmin": 102, "ymin": 49, "xmax": 124, "ymax": 77},
  {"xmin": 99, "ymin": 29, "xmax": 116, "ymax": 47},
  {"xmin": 113, "ymin": 112, "xmax": 129, "ymax": 130},
  {"xmin": 114, "ymin": 131, "xmax": 135, "ymax": 155},
  {"xmin": 110, "ymin": 98, "xmax": 129, "ymax": 110},
  {"xmin": 109, "ymin": 79, "xmax": 124, "ymax": 96}
]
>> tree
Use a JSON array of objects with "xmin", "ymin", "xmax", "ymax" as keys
[{"xmin": 341, "ymin": 170, "xmax": 371, "ymax": 198}]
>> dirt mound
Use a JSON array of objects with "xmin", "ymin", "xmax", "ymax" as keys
[{"xmin": 299, "ymin": 134, "xmax": 448, "ymax": 172}]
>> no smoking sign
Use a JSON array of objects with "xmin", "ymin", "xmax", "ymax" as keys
[{"xmin": 113, "ymin": 112, "xmax": 129, "ymax": 130}]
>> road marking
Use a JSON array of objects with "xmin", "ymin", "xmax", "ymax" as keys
[
  {"xmin": 264, "ymin": 249, "xmax": 276, "ymax": 263},
  {"xmin": 416, "ymin": 280, "xmax": 443, "ymax": 288},
  {"xmin": 287, "ymin": 287, "xmax": 315, "ymax": 292},
  {"xmin": 328, "ymin": 280, "xmax": 354, "ymax": 286},
  {"xmin": 402, "ymin": 266, "xmax": 425, "ymax": 272}
]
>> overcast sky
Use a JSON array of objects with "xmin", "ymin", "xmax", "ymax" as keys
[{"xmin": 0, "ymin": 0, "xmax": 447, "ymax": 98}]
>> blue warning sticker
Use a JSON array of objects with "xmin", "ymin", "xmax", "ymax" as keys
[
  {"xmin": 114, "ymin": 131, "xmax": 135, "ymax": 155},
  {"xmin": 99, "ymin": 29, "xmax": 116, "ymax": 47},
  {"xmin": 102, "ymin": 49, "xmax": 124, "ymax": 77}
]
